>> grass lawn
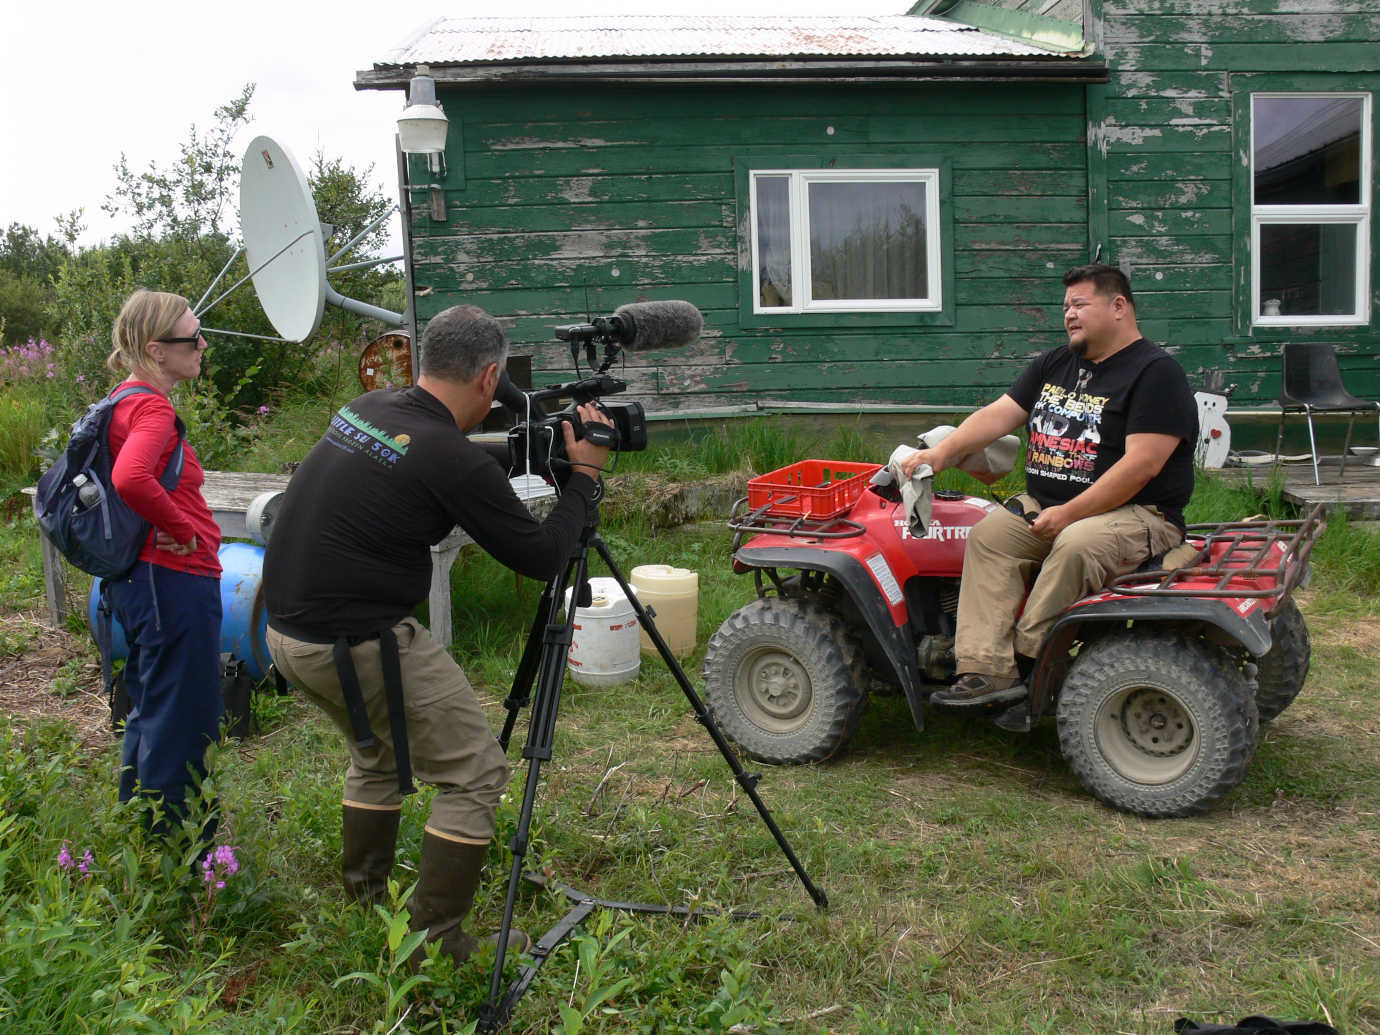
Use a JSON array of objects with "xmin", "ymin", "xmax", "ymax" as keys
[{"xmin": 1, "ymin": 448, "xmax": 1378, "ymax": 1032}]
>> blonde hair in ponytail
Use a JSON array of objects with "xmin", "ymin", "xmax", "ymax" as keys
[{"xmin": 107, "ymin": 289, "xmax": 189, "ymax": 376}]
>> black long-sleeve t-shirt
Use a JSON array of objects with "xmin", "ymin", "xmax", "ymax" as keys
[{"xmin": 263, "ymin": 386, "xmax": 596, "ymax": 638}]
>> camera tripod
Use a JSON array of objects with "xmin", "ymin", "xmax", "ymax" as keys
[{"xmin": 477, "ymin": 503, "xmax": 828, "ymax": 1032}]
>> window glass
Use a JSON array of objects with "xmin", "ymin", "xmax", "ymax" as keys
[
  {"xmin": 1259, "ymin": 222, "xmax": 1359, "ymax": 317},
  {"xmin": 807, "ymin": 180, "xmax": 928, "ymax": 301},
  {"xmin": 1254, "ymin": 96, "xmax": 1363, "ymax": 205},
  {"xmin": 1248, "ymin": 92, "xmax": 1370, "ymax": 326},
  {"xmin": 755, "ymin": 175, "xmax": 792, "ymax": 308},
  {"xmin": 748, "ymin": 168, "xmax": 940, "ymax": 314}
]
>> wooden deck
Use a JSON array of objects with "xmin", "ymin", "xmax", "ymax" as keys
[{"xmin": 1209, "ymin": 451, "xmax": 1380, "ymax": 520}]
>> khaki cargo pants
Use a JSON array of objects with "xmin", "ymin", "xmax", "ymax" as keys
[
  {"xmin": 955, "ymin": 502, "xmax": 1183, "ymax": 680},
  {"xmin": 267, "ymin": 617, "xmax": 509, "ymax": 845}
]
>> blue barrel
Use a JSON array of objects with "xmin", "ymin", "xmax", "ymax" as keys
[{"xmin": 89, "ymin": 542, "xmax": 272, "ymax": 680}]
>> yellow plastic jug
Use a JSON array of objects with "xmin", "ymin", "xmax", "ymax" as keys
[{"xmin": 629, "ymin": 564, "xmax": 698, "ymax": 657}]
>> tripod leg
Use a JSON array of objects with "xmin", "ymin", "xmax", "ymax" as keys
[
  {"xmin": 592, "ymin": 536, "xmax": 828, "ymax": 910},
  {"xmin": 484, "ymin": 529, "xmax": 595, "ymax": 1028},
  {"xmin": 499, "ymin": 550, "xmax": 581, "ymax": 751}
]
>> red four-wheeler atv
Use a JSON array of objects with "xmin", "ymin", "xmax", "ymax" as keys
[{"xmin": 702, "ymin": 459, "xmax": 1325, "ymax": 818}]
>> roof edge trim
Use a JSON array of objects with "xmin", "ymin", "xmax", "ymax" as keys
[{"xmin": 355, "ymin": 56, "xmax": 1110, "ymax": 91}]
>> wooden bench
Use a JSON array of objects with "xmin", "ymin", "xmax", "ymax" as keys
[{"xmin": 27, "ymin": 469, "xmax": 552, "ymax": 650}]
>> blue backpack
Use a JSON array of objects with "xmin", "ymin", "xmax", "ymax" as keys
[{"xmin": 33, "ymin": 386, "xmax": 185, "ymax": 581}]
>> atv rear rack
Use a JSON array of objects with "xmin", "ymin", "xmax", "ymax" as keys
[
  {"xmin": 728, "ymin": 495, "xmax": 866, "ymax": 551},
  {"xmin": 1104, "ymin": 504, "xmax": 1325, "ymax": 617}
]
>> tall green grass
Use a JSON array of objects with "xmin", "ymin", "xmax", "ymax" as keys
[
  {"xmin": 0, "ymin": 388, "xmax": 47, "ymax": 492},
  {"xmin": 6, "ymin": 412, "xmax": 1380, "ymax": 1031}
]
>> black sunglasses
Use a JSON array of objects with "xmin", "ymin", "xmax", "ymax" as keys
[{"xmin": 160, "ymin": 326, "xmax": 205, "ymax": 346}]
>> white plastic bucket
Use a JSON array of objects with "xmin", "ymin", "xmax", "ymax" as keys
[
  {"xmin": 629, "ymin": 565, "xmax": 699, "ymax": 657},
  {"xmin": 563, "ymin": 577, "xmax": 641, "ymax": 688}
]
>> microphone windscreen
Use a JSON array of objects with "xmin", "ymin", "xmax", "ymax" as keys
[{"xmin": 614, "ymin": 301, "xmax": 704, "ymax": 351}]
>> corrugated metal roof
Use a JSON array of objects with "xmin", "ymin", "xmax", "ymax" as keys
[{"xmin": 379, "ymin": 15, "xmax": 1056, "ymax": 66}]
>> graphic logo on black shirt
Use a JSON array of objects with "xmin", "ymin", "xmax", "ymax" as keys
[
  {"xmin": 327, "ymin": 405, "xmax": 410, "ymax": 467},
  {"xmin": 1027, "ymin": 370, "xmax": 1106, "ymax": 486}
]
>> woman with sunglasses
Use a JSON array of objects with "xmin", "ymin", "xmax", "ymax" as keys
[{"xmin": 103, "ymin": 288, "xmax": 224, "ymax": 845}]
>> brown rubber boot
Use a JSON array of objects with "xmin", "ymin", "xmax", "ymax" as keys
[
  {"xmin": 341, "ymin": 804, "xmax": 401, "ymax": 907},
  {"xmin": 406, "ymin": 832, "xmax": 530, "ymax": 966}
]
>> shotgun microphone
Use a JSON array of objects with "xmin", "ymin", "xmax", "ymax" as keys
[{"xmin": 610, "ymin": 300, "xmax": 704, "ymax": 351}]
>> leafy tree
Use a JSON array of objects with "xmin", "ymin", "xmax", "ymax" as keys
[
  {"xmin": 104, "ymin": 86, "xmax": 255, "ymax": 239},
  {"xmin": 0, "ymin": 223, "xmax": 70, "ymax": 346},
  {"xmin": 52, "ymin": 87, "xmax": 263, "ymax": 392},
  {"xmin": 50, "ymin": 84, "xmax": 401, "ymax": 414}
]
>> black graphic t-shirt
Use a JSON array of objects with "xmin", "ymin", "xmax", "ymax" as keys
[
  {"xmin": 1008, "ymin": 338, "xmax": 1197, "ymax": 528},
  {"xmin": 264, "ymin": 386, "xmax": 596, "ymax": 638}
]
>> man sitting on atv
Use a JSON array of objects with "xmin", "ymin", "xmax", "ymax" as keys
[{"xmin": 899, "ymin": 263, "xmax": 1198, "ymax": 707}]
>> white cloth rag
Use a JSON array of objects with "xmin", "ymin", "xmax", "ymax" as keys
[
  {"xmin": 886, "ymin": 444, "xmax": 934, "ymax": 536},
  {"xmin": 885, "ymin": 427, "xmax": 1022, "ymax": 535}
]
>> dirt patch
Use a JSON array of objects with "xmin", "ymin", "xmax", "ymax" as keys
[
  {"xmin": 0, "ymin": 611, "xmax": 112, "ymax": 752},
  {"xmin": 1312, "ymin": 614, "xmax": 1380, "ymax": 654}
]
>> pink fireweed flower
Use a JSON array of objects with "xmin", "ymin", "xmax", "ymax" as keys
[
  {"xmin": 257, "ymin": 405, "xmax": 270, "ymax": 415},
  {"xmin": 202, "ymin": 843, "xmax": 239, "ymax": 890},
  {"xmin": 57, "ymin": 841, "xmax": 74, "ymax": 870},
  {"xmin": 79, "ymin": 848, "xmax": 94, "ymax": 877},
  {"xmin": 214, "ymin": 844, "xmax": 239, "ymax": 875}
]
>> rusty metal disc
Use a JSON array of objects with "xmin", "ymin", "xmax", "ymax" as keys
[{"xmin": 358, "ymin": 331, "xmax": 413, "ymax": 391}]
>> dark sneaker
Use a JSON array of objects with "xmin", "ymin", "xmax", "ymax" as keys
[{"xmin": 931, "ymin": 673, "xmax": 1028, "ymax": 708}]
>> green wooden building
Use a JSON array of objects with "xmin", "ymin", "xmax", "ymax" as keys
[{"xmin": 356, "ymin": 2, "xmax": 1378, "ymax": 416}]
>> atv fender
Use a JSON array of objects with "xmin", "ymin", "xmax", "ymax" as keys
[
  {"xmin": 734, "ymin": 546, "xmax": 925, "ymax": 732},
  {"xmin": 1029, "ymin": 595, "xmax": 1272, "ymax": 716}
]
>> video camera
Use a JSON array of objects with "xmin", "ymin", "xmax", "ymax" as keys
[{"xmin": 498, "ymin": 301, "xmax": 703, "ymax": 481}]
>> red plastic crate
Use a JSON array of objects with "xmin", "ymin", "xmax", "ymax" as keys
[{"xmin": 746, "ymin": 459, "xmax": 883, "ymax": 519}]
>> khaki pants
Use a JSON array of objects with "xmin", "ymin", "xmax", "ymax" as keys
[
  {"xmin": 267, "ymin": 618, "xmax": 509, "ymax": 844},
  {"xmin": 955, "ymin": 503, "xmax": 1183, "ymax": 679}
]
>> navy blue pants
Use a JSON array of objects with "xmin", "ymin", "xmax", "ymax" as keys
[{"xmin": 107, "ymin": 562, "xmax": 224, "ymax": 807}]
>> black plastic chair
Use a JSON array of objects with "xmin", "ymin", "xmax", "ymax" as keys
[{"xmin": 1274, "ymin": 342, "xmax": 1380, "ymax": 485}]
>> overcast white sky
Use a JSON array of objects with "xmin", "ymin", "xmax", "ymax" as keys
[{"xmin": 4, "ymin": 0, "xmax": 903, "ymax": 252}]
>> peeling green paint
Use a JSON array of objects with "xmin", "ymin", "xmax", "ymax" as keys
[{"xmin": 406, "ymin": 5, "xmax": 1379, "ymax": 413}]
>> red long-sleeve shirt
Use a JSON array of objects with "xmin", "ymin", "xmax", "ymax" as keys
[{"xmin": 107, "ymin": 380, "xmax": 221, "ymax": 578}]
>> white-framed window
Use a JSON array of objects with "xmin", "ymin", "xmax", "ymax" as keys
[
  {"xmin": 750, "ymin": 168, "xmax": 942, "ymax": 314},
  {"xmin": 1251, "ymin": 93, "xmax": 1372, "ymax": 326}
]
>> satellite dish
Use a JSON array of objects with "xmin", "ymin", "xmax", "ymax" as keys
[
  {"xmin": 240, "ymin": 136, "xmax": 327, "ymax": 342},
  {"xmin": 203, "ymin": 134, "xmax": 404, "ymax": 344}
]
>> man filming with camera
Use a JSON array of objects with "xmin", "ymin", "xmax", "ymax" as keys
[{"xmin": 263, "ymin": 303, "xmax": 611, "ymax": 965}]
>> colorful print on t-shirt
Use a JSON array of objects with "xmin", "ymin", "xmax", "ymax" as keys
[{"xmin": 1026, "ymin": 365, "xmax": 1104, "ymax": 488}]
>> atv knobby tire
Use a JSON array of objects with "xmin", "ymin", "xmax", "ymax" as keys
[
  {"xmin": 1056, "ymin": 632, "xmax": 1259, "ymax": 817},
  {"xmin": 703, "ymin": 597, "xmax": 866, "ymax": 765},
  {"xmin": 1255, "ymin": 599, "xmax": 1310, "ymax": 723}
]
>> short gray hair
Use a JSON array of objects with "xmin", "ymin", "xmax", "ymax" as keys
[{"xmin": 418, "ymin": 305, "xmax": 509, "ymax": 382}]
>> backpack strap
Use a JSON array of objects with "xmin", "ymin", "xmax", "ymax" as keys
[{"xmin": 110, "ymin": 385, "xmax": 185, "ymax": 491}]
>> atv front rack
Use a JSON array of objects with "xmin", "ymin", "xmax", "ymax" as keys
[
  {"xmin": 727, "ymin": 495, "xmax": 866, "ymax": 551},
  {"xmin": 1104, "ymin": 504, "xmax": 1325, "ymax": 617}
]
